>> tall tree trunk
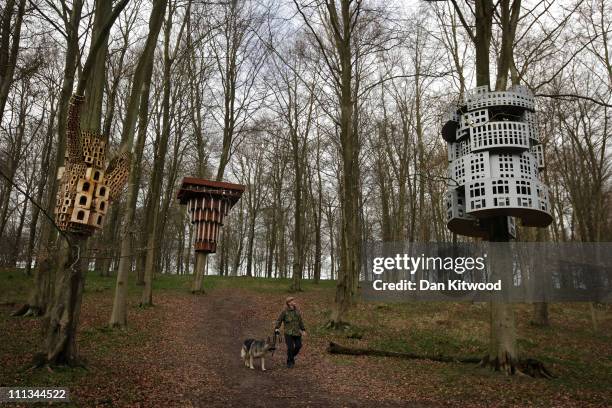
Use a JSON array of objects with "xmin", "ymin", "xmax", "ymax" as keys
[
  {"xmin": 266, "ymin": 212, "xmax": 276, "ymax": 278},
  {"xmin": 329, "ymin": 0, "xmax": 361, "ymax": 327},
  {"xmin": 34, "ymin": 0, "xmax": 130, "ymax": 364},
  {"xmin": 183, "ymin": 221, "xmax": 192, "ymax": 275},
  {"xmin": 483, "ymin": 218, "xmax": 517, "ymax": 373},
  {"xmin": 109, "ymin": 64, "xmax": 153, "ymax": 325},
  {"xmin": 40, "ymin": 233, "xmax": 88, "ymax": 366},
  {"xmin": 16, "ymin": 0, "xmax": 126, "ymax": 334},
  {"xmin": 327, "ymin": 204, "xmax": 335, "ymax": 281},
  {"xmin": 532, "ymin": 303, "xmax": 550, "ymax": 327},
  {"xmin": 246, "ymin": 214, "xmax": 256, "ymax": 277},
  {"xmin": 531, "ymin": 227, "xmax": 550, "ymax": 326},
  {"xmin": 191, "ymin": 252, "xmax": 207, "ymax": 293},
  {"xmin": 82, "ymin": 0, "xmax": 111, "ymax": 131},
  {"xmin": 0, "ymin": 83, "xmax": 28, "ymax": 241},
  {"xmin": 479, "ymin": 0, "xmax": 520, "ymax": 374},
  {"xmin": 85, "ymin": 0, "xmax": 115, "ymax": 277},
  {"xmin": 0, "ymin": 0, "xmax": 26, "ymax": 123},
  {"xmin": 141, "ymin": 0, "xmax": 185, "ymax": 306},
  {"xmin": 291, "ymin": 133, "xmax": 304, "ymax": 290},
  {"xmin": 110, "ymin": 0, "xmax": 168, "ymax": 324},
  {"xmin": 24, "ymin": 100, "xmax": 56, "ymax": 276},
  {"xmin": 215, "ymin": 0, "xmax": 238, "ymax": 182},
  {"xmin": 24, "ymin": 0, "xmax": 84, "ymax": 317},
  {"xmin": 11, "ymin": 196, "xmax": 28, "ymax": 267},
  {"xmin": 313, "ymin": 135, "xmax": 323, "ymax": 283},
  {"xmin": 95, "ymin": 206, "xmax": 120, "ymax": 277}
]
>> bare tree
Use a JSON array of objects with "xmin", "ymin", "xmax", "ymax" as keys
[
  {"xmin": 110, "ymin": 0, "xmax": 169, "ymax": 327},
  {"xmin": 0, "ymin": 0, "xmax": 27, "ymax": 122}
]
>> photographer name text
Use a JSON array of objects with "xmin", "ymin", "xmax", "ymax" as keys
[{"xmin": 372, "ymin": 279, "xmax": 502, "ymax": 291}]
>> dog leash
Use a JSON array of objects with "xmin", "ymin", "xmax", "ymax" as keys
[{"xmin": 271, "ymin": 331, "xmax": 283, "ymax": 357}]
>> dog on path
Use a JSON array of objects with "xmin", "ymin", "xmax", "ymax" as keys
[{"xmin": 240, "ymin": 336, "xmax": 277, "ymax": 371}]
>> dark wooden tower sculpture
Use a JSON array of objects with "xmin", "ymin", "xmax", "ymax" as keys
[
  {"xmin": 177, "ymin": 177, "xmax": 245, "ymax": 255},
  {"xmin": 54, "ymin": 95, "xmax": 130, "ymax": 235}
]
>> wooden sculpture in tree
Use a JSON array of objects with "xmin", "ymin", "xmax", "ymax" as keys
[
  {"xmin": 55, "ymin": 96, "xmax": 130, "ymax": 233},
  {"xmin": 27, "ymin": 0, "xmax": 130, "ymax": 367},
  {"xmin": 38, "ymin": 95, "xmax": 130, "ymax": 366},
  {"xmin": 177, "ymin": 177, "xmax": 245, "ymax": 292}
]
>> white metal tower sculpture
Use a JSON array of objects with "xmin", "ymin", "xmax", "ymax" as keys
[{"xmin": 442, "ymin": 85, "xmax": 552, "ymax": 238}]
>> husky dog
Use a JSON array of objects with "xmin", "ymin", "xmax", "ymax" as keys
[{"xmin": 241, "ymin": 336, "xmax": 276, "ymax": 371}]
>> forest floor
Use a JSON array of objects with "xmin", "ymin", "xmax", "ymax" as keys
[{"xmin": 1, "ymin": 270, "xmax": 611, "ymax": 407}]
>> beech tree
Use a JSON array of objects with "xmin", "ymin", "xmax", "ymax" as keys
[
  {"xmin": 110, "ymin": 0, "xmax": 169, "ymax": 327},
  {"xmin": 0, "ymin": 0, "xmax": 27, "ymax": 123},
  {"xmin": 36, "ymin": 0, "xmax": 130, "ymax": 366}
]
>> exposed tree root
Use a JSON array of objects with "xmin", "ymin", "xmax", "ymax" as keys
[
  {"xmin": 517, "ymin": 358, "xmax": 555, "ymax": 379},
  {"xmin": 529, "ymin": 320, "xmax": 550, "ymax": 328},
  {"xmin": 191, "ymin": 289, "xmax": 206, "ymax": 295},
  {"xmin": 328, "ymin": 342, "xmax": 555, "ymax": 378},
  {"xmin": 31, "ymin": 352, "xmax": 47, "ymax": 368},
  {"xmin": 479, "ymin": 354, "xmax": 555, "ymax": 378},
  {"xmin": 31, "ymin": 352, "xmax": 88, "ymax": 370},
  {"xmin": 479, "ymin": 354, "xmax": 516, "ymax": 375},
  {"xmin": 324, "ymin": 320, "xmax": 352, "ymax": 331},
  {"xmin": 10, "ymin": 304, "xmax": 30, "ymax": 316},
  {"xmin": 10, "ymin": 304, "xmax": 43, "ymax": 317}
]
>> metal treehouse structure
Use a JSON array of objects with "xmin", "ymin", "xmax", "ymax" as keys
[{"xmin": 442, "ymin": 85, "xmax": 552, "ymax": 238}]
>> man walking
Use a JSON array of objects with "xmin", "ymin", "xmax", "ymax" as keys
[{"xmin": 274, "ymin": 296, "xmax": 306, "ymax": 368}]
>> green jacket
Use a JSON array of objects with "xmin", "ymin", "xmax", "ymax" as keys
[{"xmin": 275, "ymin": 307, "xmax": 305, "ymax": 336}]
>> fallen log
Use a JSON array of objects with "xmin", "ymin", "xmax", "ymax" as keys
[
  {"xmin": 327, "ymin": 342, "xmax": 481, "ymax": 364},
  {"xmin": 327, "ymin": 342, "xmax": 555, "ymax": 378}
]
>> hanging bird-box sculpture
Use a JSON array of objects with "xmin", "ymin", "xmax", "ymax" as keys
[
  {"xmin": 442, "ymin": 85, "xmax": 552, "ymax": 238},
  {"xmin": 177, "ymin": 177, "xmax": 245, "ymax": 254},
  {"xmin": 54, "ymin": 95, "xmax": 130, "ymax": 234}
]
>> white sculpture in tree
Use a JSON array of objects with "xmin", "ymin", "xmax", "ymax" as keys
[{"xmin": 442, "ymin": 85, "xmax": 551, "ymax": 238}]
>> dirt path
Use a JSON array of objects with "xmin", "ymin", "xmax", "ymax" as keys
[
  {"xmin": 157, "ymin": 287, "xmax": 414, "ymax": 407},
  {"xmin": 1, "ymin": 283, "xmax": 410, "ymax": 407},
  {"xmin": 183, "ymin": 288, "xmax": 359, "ymax": 407},
  {"xmin": 149, "ymin": 288, "xmax": 431, "ymax": 407}
]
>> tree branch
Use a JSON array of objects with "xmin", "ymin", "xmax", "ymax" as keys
[
  {"xmin": 536, "ymin": 93, "xmax": 612, "ymax": 108},
  {"xmin": 76, "ymin": 0, "xmax": 130, "ymax": 95}
]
